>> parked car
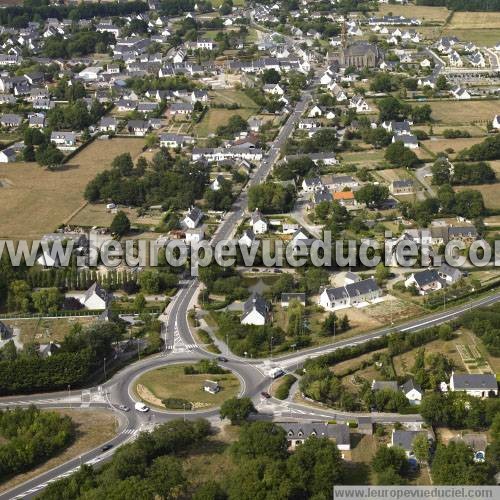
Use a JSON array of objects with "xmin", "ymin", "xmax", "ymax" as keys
[
  {"xmin": 260, "ymin": 391, "xmax": 271, "ymax": 399},
  {"xmin": 217, "ymin": 356, "xmax": 228, "ymax": 362}
]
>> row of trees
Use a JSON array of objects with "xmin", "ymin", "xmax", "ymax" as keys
[
  {"xmin": 43, "ymin": 31, "xmax": 115, "ymax": 59},
  {"xmin": 432, "ymin": 158, "xmax": 496, "ymax": 186}
]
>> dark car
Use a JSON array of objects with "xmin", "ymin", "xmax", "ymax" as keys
[
  {"xmin": 101, "ymin": 444, "xmax": 113, "ymax": 452},
  {"xmin": 260, "ymin": 391, "xmax": 271, "ymax": 399},
  {"xmin": 217, "ymin": 356, "xmax": 228, "ymax": 362}
]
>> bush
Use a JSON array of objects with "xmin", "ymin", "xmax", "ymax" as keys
[
  {"xmin": 275, "ymin": 374, "xmax": 297, "ymax": 400},
  {"xmin": 162, "ymin": 398, "xmax": 193, "ymax": 410}
]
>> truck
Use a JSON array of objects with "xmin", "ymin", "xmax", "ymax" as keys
[{"xmin": 268, "ymin": 367, "xmax": 285, "ymax": 379}]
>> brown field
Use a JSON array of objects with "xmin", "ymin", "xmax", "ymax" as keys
[
  {"xmin": 0, "ymin": 409, "xmax": 117, "ymax": 494},
  {"xmin": 4, "ymin": 317, "xmax": 95, "ymax": 345},
  {"xmin": 424, "ymin": 137, "xmax": 485, "ymax": 156},
  {"xmin": 377, "ymin": 4, "xmax": 450, "ymax": 23},
  {"xmin": 425, "ymin": 100, "xmax": 497, "ymax": 126},
  {"xmin": 455, "ymin": 183, "xmax": 500, "ymax": 210},
  {"xmin": 447, "ymin": 11, "xmax": 500, "ymax": 29},
  {"xmin": 375, "ymin": 168, "xmax": 413, "ymax": 183},
  {"xmin": 0, "ymin": 138, "xmax": 145, "ymax": 240}
]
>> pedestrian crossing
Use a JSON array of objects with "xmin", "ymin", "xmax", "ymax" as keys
[{"xmin": 122, "ymin": 428, "xmax": 138, "ymax": 436}]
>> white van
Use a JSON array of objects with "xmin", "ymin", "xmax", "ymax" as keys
[{"xmin": 135, "ymin": 402, "xmax": 150, "ymax": 412}]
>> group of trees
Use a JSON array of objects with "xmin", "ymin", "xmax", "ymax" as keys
[
  {"xmin": 385, "ymin": 141, "xmax": 420, "ymax": 168},
  {"xmin": 85, "ymin": 150, "xmax": 209, "ymax": 209},
  {"xmin": 459, "ymin": 305, "xmax": 500, "ymax": 356},
  {"xmin": 216, "ymin": 115, "xmax": 248, "ymax": 139},
  {"xmin": 377, "ymin": 96, "xmax": 432, "ymax": 124},
  {"xmin": 432, "ymin": 158, "xmax": 496, "ymax": 186},
  {"xmin": 248, "ymin": 182, "xmax": 296, "ymax": 214},
  {"xmin": 0, "ymin": 406, "xmax": 75, "ymax": 481},
  {"xmin": 47, "ymin": 99, "xmax": 105, "ymax": 131},
  {"xmin": 43, "ymin": 31, "xmax": 115, "ymax": 58},
  {"xmin": 459, "ymin": 134, "xmax": 500, "ymax": 162},
  {"xmin": 40, "ymin": 418, "xmax": 346, "ymax": 499},
  {"xmin": 0, "ymin": 322, "xmax": 123, "ymax": 395}
]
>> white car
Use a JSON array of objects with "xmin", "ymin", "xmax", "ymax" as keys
[{"xmin": 134, "ymin": 402, "xmax": 150, "ymax": 412}]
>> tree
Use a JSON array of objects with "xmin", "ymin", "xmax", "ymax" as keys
[
  {"xmin": 231, "ymin": 421, "xmax": 288, "ymax": 459},
  {"xmin": 138, "ymin": 270, "xmax": 162, "ymax": 294},
  {"xmin": 354, "ymin": 184, "xmax": 389, "ymax": 208},
  {"xmin": 375, "ymin": 263, "xmax": 390, "ymax": 284},
  {"xmin": 32, "ymin": 288, "xmax": 63, "ymax": 314},
  {"xmin": 385, "ymin": 142, "xmax": 420, "ymax": 168},
  {"xmin": 261, "ymin": 68, "xmax": 281, "ymax": 84},
  {"xmin": 247, "ymin": 183, "xmax": 295, "ymax": 214},
  {"xmin": 377, "ymin": 96, "xmax": 411, "ymax": 122},
  {"xmin": 7, "ymin": 280, "xmax": 31, "ymax": 312},
  {"xmin": 36, "ymin": 143, "xmax": 64, "ymax": 169},
  {"xmin": 413, "ymin": 433, "xmax": 431, "ymax": 464},
  {"xmin": 287, "ymin": 437, "xmax": 345, "ymax": 497},
  {"xmin": 220, "ymin": 397, "xmax": 255, "ymax": 425},
  {"xmin": 110, "ymin": 211, "xmax": 131, "ymax": 237},
  {"xmin": 372, "ymin": 445, "xmax": 408, "ymax": 476},
  {"xmin": 436, "ymin": 75, "xmax": 448, "ymax": 91},
  {"xmin": 431, "ymin": 157, "xmax": 451, "ymax": 185},
  {"xmin": 133, "ymin": 293, "xmax": 146, "ymax": 312}
]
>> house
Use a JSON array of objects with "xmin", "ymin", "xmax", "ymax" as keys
[
  {"xmin": 50, "ymin": 131, "xmax": 76, "ymax": 148},
  {"xmin": 251, "ymin": 209, "xmax": 268, "ymax": 234},
  {"xmin": 0, "ymin": 142, "xmax": 23, "ymax": 163},
  {"xmin": 167, "ymin": 103, "xmax": 194, "ymax": 116},
  {"xmin": 322, "ymin": 175, "xmax": 358, "ymax": 192},
  {"xmin": 39, "ymin": 342, "xmax": 60, "ymax": 358},
  {"xmin": 197, "ymin": 39, "xmax": 216, "ymax": 50},
  {"xmin": 349, "ymin": 95, "xmax": 370, "ymax": 112},
  {"xmin": 263, "ymin": 83, "xmax": 285, "ymax": 96},
  {"xmin": 405, "ymin": 269, "xmax": 442, "ymax": 295},
  {"xmin": 172, "ymin": 49, "xmax": 186, "ymax": 64},
  {"xmin": 281, "ymin": 293, "xmax": 306, "ymax": 307},
  {"xmin": 159, "ymin": 133, "xmax": 193, "ymax": 148},
  {"xmin": 313, "ymin": 187, "xmax": 333, "ymax": 205},
  {"xmin": 344, "ymin": 271, "xmax": 361, "ymax": 285},
  {"xmin": 0, "ymin": 321, "xmax": 11, "ymax": 340},
  {"xmin": 448, "ymin": 50, "xmax": 463, "ymax": 67},
  {"xmin": 241, "ymin": 293, "xmax": 270, "ymax": 326},
  {"xmin": 333, "ymin": 191, "xmax": 356, "ymax": 207},
  {"xmin": 183, "ymin": 206, "xmax": 203, "ymax": 229},
  {"xmin": 0, "ymin": 113, "xmax": 23, "ymax": 128},
  {"xmin": 319, "ymin": 278, "xmax": 382, "ymax": 311},
  {"xmin": 203, "ymin": 380, "xmax": 220, "ymax": 394},
  {"xmin": 493, "ymin": 115, "xmax": 500, "ymax": 130},
  {"xmin": 302, "ymin": 177, "xmax": 323, "ymax": 193},
  {"xmin": 450, "ymin": 86, "xmax": 471, "ymax": 100},
  {"xmin": 382, "ymin": 120, "xmax": 412, "ymax": 135},
  {"xmin": 393, "ymin": 133, "xmax": 419, "ymax": 149},
  {"xmin": 79, "ymin": 282, "xmax": 109, "ymax": 310},
  {"xmin": 278, "ymin": 422, "xmax": 351, "ymax": 452},
  {"xmin": 29, "ymin": 113, "xmax": 45, "ymax": 128},
  {"xmin": 248, "ymin": 117, "xmax": 263, "ymax": 133},
  {"xmin": 449, "ymin": 372, "xmax": 498, "ymax": 397},
  {"xmin": 98, "ymin": 116, "xmax": 118, "ymax": 132},
  {"xmin": 390, "ymin": 430, "xmax": 433, "ymax": 458},
  {"xmin": 390, "ymin": 179, "xmax": 415, "ymax": 195},
  {"xmin": 437, "ymin": 263, "xmax": 463, "ymax": 285},
  {"xmin": 78, "ymin": 66, "xmax": 102, "ymax": 81},
  {"xmin": 401, "ymin": 379, "xmax": 423, "ymax": 405},
  {"xmin": 210, "ymin": 175, "xmax": 225, "ymax": 191},
  {"xmin": 127, "ymin": 120, "xmax": 150, "ymax": 136},
  {"xmin": 308, "ymin": 105, "xmax": 323, "ymax": 118},
  {"xmin": 239, "ymin": 228, "xmax": 256, "ymax": 247},
  {"xmin": 452, "ymin": 434, "xmax": 487, "ymax": 463}
]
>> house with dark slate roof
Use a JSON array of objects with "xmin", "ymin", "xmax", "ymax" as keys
[
  {"xmin": 319, "ymin": 278, "xmax": 381, "ymax": 311},
  {"xmin": 278, "ymin": 422, "xmax": 351, "ymax": 452},
  {"xmin": 241, "ymin": 293, "xmax": 270, "ymax": 326},
  {"xmin": 79, "ymin": 282, "xmax": 109, "ymax": 310},
  {"xmin": 449, "ymin": 372, "xmax": 498, "ymax": 398}
]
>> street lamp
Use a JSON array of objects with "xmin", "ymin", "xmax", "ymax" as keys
[
  {"xmin": 103, "ymin": 357, "xmax": 107, "ymax": 381},
  {"xmin": 270, "ymin": 336, "xmax": 274, "ymax": 359},
  {"xmin": 68, "ymin": 384, "xmax": 71, "ymax": 408}
]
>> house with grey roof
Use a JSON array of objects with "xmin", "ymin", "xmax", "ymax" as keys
[
  {"xmin": 281, "ymin": 293, "xmax": 306, "ymax": 308},
  {"xmin": 51, "ymin": 131, "xmax": 76, "ymax": 148},
  {"xmin": 183, "ymin": 206, "xmax": 203, "ymax": 229},
  {"xmin": 0, "ymin": 113, "xmax": 23, "ymax": 128},
  {"xmin": 390, "ymin": 179, "xmax": 414, "ymax": 195},
  {"xmin": 0, "ymin": 321, "xmax": 11, "ymax": 340},
  {"xmin": 449, "ymin": 372, "xmax": 498, "ymax": 398},
  {"xmin": 79, "ymin": 282, "xmax": 109, "ymax": 310},
  {"xmin": 319, "ymin": 278, "xmax": 382, "ymax": 311},
  {"xmin": 390, "ymin": 429, "xmax": 433, "ymax": 457},
  {"xmin": 250, "ymin": 209, "xmax": 268, "ymax": 234},
  {"xmin": 238, "ymin": 228, "xmax": 256, "ymax": 248},
  {"xmin": 401, "ymin": 379, "xmax": 423, "ymax": 405},
  {"xmin": 241, "ymin": 293, "xmax": 270, "ymax": 326},
  {"xmin": 277, "ymin": 422, "xmax": 351, "ymax": 452},
  {"xmin": 203, "ymin": 380, "xmax": 220, "ymax": 394}
]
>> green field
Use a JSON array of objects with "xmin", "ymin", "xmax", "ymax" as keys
[
  {"xmin": 134, "ymin": 364, "xmax": 240, "ymax": 410},
  {"xmin": 194, "ymin": 108, "xmax": 255, "ymax": 138}
]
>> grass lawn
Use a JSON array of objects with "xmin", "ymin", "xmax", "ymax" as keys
[
  {"xmin": 341, "ymin": 149, "xmax": 385, "ymax": 167},
  {"xmin": 423, "ymin": 100, "xmax": 497, "ymax": 126},
  {"xmin": 4, "ymin": 317, "xmax": 95, "ymax": 345},
  {"xmin": 454, "ymin": 183, "xmax": 500, "ymax": 210},
  {"xmin": 210, "ymin": 89, "xmax": 259, "ymax": 109},
  {"xmin": 441, "ymin": 28, "xmax": 500, "ymax": 46},
  {"xmin": 134, "ymin": 364, "xmax": 240, "ymax": 410},
  {"xmin": 0, "ymin": 409, "xmax": 117, "ymax": 494},
  {"xmin": 374, "ymin": 168, "xmax": 413, "ymax": 184},
  {"xmin": 0, "ymin": 138, "xmax": 145, "ymax": 240},
  {"xmin": 194, "ymin": 108, "xmax": 255, "ymax": 138},
  {"xmin": 377, "ymin": 4, "xmax": 450, "ymax": 23}
]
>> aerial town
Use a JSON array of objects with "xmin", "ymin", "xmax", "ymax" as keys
[{"xmin": 0, "ymin": 0, "xmax": 499, "ymax": 497}]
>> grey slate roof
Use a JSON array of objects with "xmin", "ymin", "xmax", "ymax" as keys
[
  {"xmin": 451, "ymin": 373, "xmax": 498, "ymax": 391},
  {"xmin": 241, "ymin": 293, "xmax": 269, "ymax": 321},
  {"xmin": 278, "ymin": 422, "xmax": 350, "ymax": 446},
  {"xmin": 84, "ymin": 282, "xmax": 109, "ymax": 304}
]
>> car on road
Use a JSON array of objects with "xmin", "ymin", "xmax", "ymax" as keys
[
  {"xmin": 260, "ymin": 391, "xmax": 271, "ymax": 399},
  {"xmin": 217, "ymin": 356, "xmax": 228, "ymax": 362},
  {"xmin": 118, "ymin": 405, "xmax": 130, "ymax": 412},
  {"xmin": 134, "ymin": 402, "xmax": 150, "ymax": 412},
  {"xmin": 101, "ymin": 444, "xmax": 113, "ymax": 452}
]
